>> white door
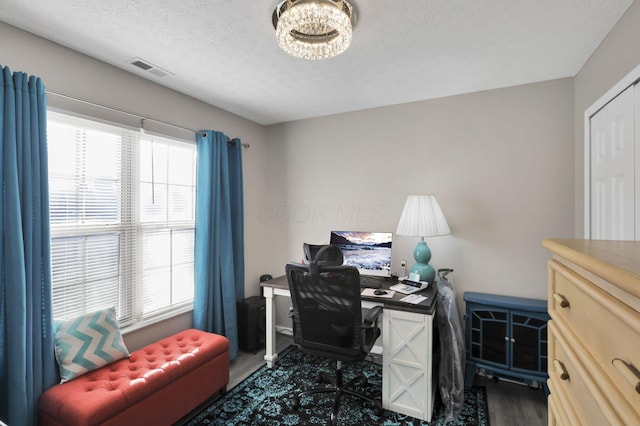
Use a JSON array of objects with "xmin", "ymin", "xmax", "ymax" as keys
[
  {"xmin": 589, "ymin": 85, "xmax": 636, "ymax": 240},
  {"xmin": 636, "ymin": 85, "xmax": 640, "ymax": 241}
]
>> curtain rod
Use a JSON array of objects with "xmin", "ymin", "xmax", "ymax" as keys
[{"xmin": 45, "ymin": 89, "xmax": 249, "ymax": 148}]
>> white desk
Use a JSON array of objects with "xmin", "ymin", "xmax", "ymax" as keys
[{"xmin": 261, "ymin": 275, "xmax": 437, "ymax": 422}]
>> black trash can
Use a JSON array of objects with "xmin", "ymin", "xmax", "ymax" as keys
[{"xmin": 237, "ymin": 296, "xmax": 266, "ymax": 353}]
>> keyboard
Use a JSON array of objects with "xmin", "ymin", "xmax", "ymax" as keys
[{"xmin": 359, "ymin": 275, "xmax": 383, "ymax": 289}]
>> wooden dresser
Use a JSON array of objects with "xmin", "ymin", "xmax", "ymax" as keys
[{"xmin": 543, "ymin": 239, "xmax": 640, "ymax": 425}]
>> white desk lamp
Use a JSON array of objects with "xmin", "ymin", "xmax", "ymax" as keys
[{"xmin": 396, "ymin": 194, "xmax": 450, "ymax": 283}]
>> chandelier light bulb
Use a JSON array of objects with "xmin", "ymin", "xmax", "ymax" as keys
[{"xmin": 272, "ymin": 0, "xmax": 354, "ymax": 60}]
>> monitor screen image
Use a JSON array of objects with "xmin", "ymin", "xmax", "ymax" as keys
[{"xmin": 329, "ymin": 231, "xmax": 392, "ymax": 276}]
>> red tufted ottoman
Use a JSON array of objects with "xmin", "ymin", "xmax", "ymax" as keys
[{"xmin": 38, "ymin": 329, "xmax": 229, "ymax": 426}]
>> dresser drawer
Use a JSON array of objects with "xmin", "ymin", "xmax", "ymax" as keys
[
  {"xmin": 548, "ymin": 321, "xmax": 623, "ymax": 425},
  {"xmin": 548, "ymin": 260, "xmax": 640, "ymax": 417},
  {"xmin": 546, "ymin": 393, "xmax": 560, "ymax": 426},
  {"xmin": 547, "ymin": 376, "xmax": 577, "ymax": 426}
]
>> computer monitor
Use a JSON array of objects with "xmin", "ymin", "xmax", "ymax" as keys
[{"xmin": 329, "ymin": 231, "xmax": 392, "ymax": 276}]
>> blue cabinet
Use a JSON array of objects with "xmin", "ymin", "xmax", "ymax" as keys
[{"xmin": 463, "ymin": 292, "xmax": 549, "ymax": 391}]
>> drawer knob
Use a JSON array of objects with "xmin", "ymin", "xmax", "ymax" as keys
[
  {"xmin": 553, "ymin": 359, "xmax": 569, "ymax": 381},
  {"xmin": 612, "ymin": 358, "xmax": 640, "ymax": 395},
  {"xmin": 553, "ymin": 293, "xmax": 569, "ymax": 308}
]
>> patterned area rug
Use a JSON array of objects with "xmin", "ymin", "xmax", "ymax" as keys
[{"xmin": 185, "ymin": 346, "xmax": 489, "ymax": 425}]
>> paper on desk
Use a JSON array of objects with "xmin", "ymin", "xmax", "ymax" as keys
[
  {"xmin": 400, "ymin": 294, "xmax": 428, "ymax": 304},
  {"xmin": 361, "ymin": 288, "xmax": 395, "ymax": 298}
]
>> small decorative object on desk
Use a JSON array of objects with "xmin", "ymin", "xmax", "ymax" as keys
[{"xmin": 390, "ymin": 279, "xmax": 428, "ymax": 294}]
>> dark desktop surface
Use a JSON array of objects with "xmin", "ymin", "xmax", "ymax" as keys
[
  {"xmin": 262, "ymin": 274, "xmax": 437, "ymax": 315},
  {"xmin": 359, "ymin": 274, "xmax": 384, "ymax": 289},
  {"xmin": 361, "ymin": 277, "xmax": 437, "ymax": 314}
]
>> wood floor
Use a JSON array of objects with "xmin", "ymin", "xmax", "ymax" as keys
[
  {"xmin": 230, "ymin": 333, "xmax": 547, "ymax": 426},
  {"xmin": 471, "ymin": 375, "xmax": 547, "ymax": 426}
]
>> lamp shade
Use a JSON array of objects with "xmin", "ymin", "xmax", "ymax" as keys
[{"xmin": 396, "ymin": 195, "xmax": 450, "ymax": 237}]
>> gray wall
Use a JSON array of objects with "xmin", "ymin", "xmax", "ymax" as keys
[
  {"xmin": 265, "ymin": 78, "xmax": 575, "ymax": 326},
  {"xmin": 574, "ymin": 0, "xmax": 640, "ymax": 237}
]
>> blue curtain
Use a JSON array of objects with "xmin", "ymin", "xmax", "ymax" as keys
[
  {"xmin": 193, "ymin": 131, "xmax": 245, "ymax": 360},
  {"xmin": 0, "ymin": 66, "xmax": 56, "ymax": 425}
]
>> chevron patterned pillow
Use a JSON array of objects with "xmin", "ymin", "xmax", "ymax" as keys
[{"xmin": 53, "ymin": 307, "xmax": 130, "ymax": 383}]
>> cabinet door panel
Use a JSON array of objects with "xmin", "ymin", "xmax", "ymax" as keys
[
  {"xmin": 511, "ymin": 312, "xmax": 548, "ymax": 373},
  {"xmin": 470, "ymin": 308, "xmax": 508, "ymax": 366},
  {"xmin": 382, "ymin": 309, "xmax": 434, "ymax": 421}
]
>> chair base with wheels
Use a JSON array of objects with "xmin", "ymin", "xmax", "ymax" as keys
[{"xmin": 291, "ymin": 359, "xmax": 383, "ymax": 426}]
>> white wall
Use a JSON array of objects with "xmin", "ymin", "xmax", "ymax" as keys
[
  {"xmin": 265, "ymin": 78, "xmax": 575, "ymax": 325},
  {"xmin": 574, "ymin": 0, "xmax": 640, "ymax": 237},
  {"xmin": 0, "ymin": 21, "xmax": 275, "ymax": 350}
]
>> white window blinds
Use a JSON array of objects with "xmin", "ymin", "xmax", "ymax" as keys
[
  {"xmin": 139, "ymin": 136, "xmax": 196, "ymax": 317},
  {"xmin": 48, "ymin": 112, "xmax": 195, "ymax": 326}
]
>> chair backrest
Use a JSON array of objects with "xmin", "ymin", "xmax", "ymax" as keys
[
  {"xmin": 303, "ymin": 243, "xmax": 344, "ymax": 266},
  {"xmin": 286, "ymin": 246, "xmax": 364, "ymax": 360}
]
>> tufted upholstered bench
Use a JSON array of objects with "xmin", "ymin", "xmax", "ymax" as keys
[{"xmin": 38, "ymin": 329, "xmax": 230, "ymax": 426}]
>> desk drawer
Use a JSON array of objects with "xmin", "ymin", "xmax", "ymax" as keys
[{"xmin": 548, "ymin": 260, "xmax": 640, "ymax": 417}]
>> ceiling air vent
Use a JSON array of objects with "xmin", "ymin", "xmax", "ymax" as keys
[{"xmin": 128, "ymin": 58, "xmax": 173, "ymax": 78}]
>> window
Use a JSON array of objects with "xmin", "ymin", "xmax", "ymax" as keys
[{"xmin": 48, "ymin": 112, "xmax": 196, "ymax": 326}]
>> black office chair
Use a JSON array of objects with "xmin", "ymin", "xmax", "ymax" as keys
[
  {"xmin": 289, "ymin": 243, "xmax": 346, "ymax": 323},
  {"xmin": 303, "ymin": 243, "xmax": 343, "ymax": 265},
  {"xmin": 286, "ymin": 245, "xmax": 383, "ymax": 425}
]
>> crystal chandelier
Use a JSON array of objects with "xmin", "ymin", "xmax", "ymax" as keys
[{"xmin": 272, "ymin": 0, "xmax": 355, "ymax": 60}]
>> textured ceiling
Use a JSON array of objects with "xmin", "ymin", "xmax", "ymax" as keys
[{"xmin": 0, "ymin": 0, "xmax": 634, "ymax": 125}]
